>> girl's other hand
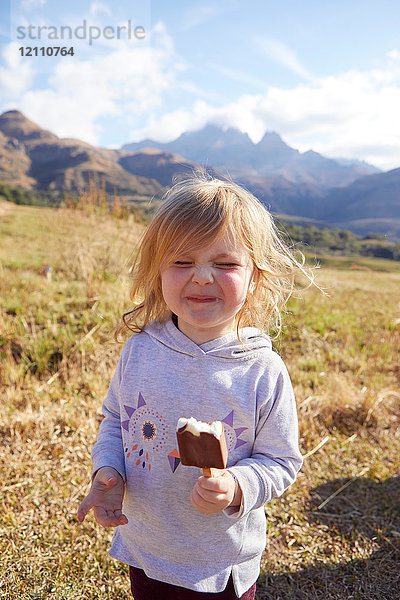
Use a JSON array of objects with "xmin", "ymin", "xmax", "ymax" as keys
[
  {"xmin": 190, "ymin": 470, "xmax": 242, "ymax": 514},
  {"xmin": 77, "ymin": 466, "xmax": 128, "ymax": 527}
]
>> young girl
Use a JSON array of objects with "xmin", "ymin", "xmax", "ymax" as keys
[{"xmin": 77, "ymin": 175, "xmax": 311, "ymax": 599}]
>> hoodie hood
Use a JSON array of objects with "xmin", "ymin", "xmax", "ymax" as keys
[{"xmin": 144, "ymin": 319, "xmax": 272, "ymax": 360}]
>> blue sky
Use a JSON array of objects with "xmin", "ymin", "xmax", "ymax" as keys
[{"xmin": 1, "ymin": 0, "xmax": 400, "ymax": 169}]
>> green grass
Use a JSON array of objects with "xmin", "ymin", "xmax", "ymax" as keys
[
  {"xmin": 311, "ymin": 253, "xmax": 400, "ymax": 272},
  {"xmin": 1, "ymin": 201, "xmax": 399, "ymax": 599}
]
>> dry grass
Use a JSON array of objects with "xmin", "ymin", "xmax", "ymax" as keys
[{"xmin": 1, "ymin": 203, "xmax": 399, "ymax": 599}]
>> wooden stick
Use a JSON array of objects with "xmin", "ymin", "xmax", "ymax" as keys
[{"xmin": 202, "ymin": 468, "xmax": 212, "ymax": 478}]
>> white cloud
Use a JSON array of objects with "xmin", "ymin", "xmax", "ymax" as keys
[
  {"xmin": 255, "ymin": 38, "xmax": 315, "ymax": 83},
  {"xmin": 387, "ymin": 49, "xmax": 400, "ymax": 61},
  {"xmin": 179, "ymin": 80, "xmax": 224, "ymax": 104},
  {"xmin": 0, "ymin": 23, "xmax": 178, "ymax": 145},
  {"xmin": 2, "ymin": 6, "xmax": 400, "ymax": 173},
  {"xmin": 129, "ymin": 51, "xmax": 400, "ymax": 170},
  {"xmin": 254, "ymin": 63, "xmax": 400, "ymax": 169},
  {"xmin": 128, "ymin": 96, "xmax": 266, "ymax": 143},
  {"xmin": 180, "ymin": 2, "xmax": 233, "ymax": 31},
  {"xmin": 0, "ymin": 42, "xmax": 35, "ymax": 97},
  {"xmin": 207, "ymin": 63, "xmax": 267, "ymax": 91},
  {"xmin": 89, "ymin": 1, "xmax": 112, "ymax": 17}
]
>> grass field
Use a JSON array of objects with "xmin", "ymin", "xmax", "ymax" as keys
[{"xmin": 1, "ymin": 201, "xmax": 399, "ymax": 599}]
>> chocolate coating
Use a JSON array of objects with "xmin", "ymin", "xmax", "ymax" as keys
[{"xmin": 176, "ymin": 428, "xmax": 228, "ymax": 469}]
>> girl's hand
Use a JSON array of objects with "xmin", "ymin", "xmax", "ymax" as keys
[
  {"xmin": 190, "ymin": 470, "xmax": 242, "ymax": 514},
  {"xmin": 77, "ymin": 466, "xmax": 128, "ymax": 527}
]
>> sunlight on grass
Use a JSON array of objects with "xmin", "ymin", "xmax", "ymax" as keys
[{"xmin": 1, "ymin": 203, "xmax": 399, "ymax": 599}]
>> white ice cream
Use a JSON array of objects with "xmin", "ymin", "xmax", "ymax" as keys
[{"xmin": 176, "ymin": 417, "xmax": 223, "ymax": 439}]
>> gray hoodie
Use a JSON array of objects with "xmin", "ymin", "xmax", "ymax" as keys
[{"xmin": 91, "ymin": 319, "xmax": 303, "ymax": 596}]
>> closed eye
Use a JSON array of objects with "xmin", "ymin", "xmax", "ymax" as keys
[
  {"xmin": 173, "ymin": 261, "xmax": 240, "ymax": 268},
  {"xmin": 215, "ymin": 263, "xmax": 239, "ymax": 268}
]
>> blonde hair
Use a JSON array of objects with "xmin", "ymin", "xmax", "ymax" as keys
[{"xmin": 117, "ymin": 173, "xmax": 315, "ymax": 339}]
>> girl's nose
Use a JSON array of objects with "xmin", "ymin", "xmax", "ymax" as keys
[{"xmin": 192, "ymin": 265, "xmax": 214, "ymax": 285}]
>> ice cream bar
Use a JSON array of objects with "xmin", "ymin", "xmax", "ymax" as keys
[{"xmin": 176, "ymin": 417, "xmax": 228, "ymax": 477}]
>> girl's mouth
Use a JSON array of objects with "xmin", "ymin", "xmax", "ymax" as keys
[{"xmin": 186, "ymin": 296, "xmax": 218, "ymax": 303}]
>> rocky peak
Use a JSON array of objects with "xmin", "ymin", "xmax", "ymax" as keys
[{"xmin": 0, "ymin": 110, "xmax": 57, "ymax": 143}]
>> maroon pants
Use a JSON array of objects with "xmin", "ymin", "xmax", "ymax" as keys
[{"xmin": 129, "ymin": 567, "xmax": 256, "ymax": 600}]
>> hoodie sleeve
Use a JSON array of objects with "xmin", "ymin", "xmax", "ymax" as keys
[
  {"xmin": 225, "ymin": 356, "xmax": 303, "ymax": 519},
  {"xmin": 91, "ymin": 347, "xmax": 127, "ymax": 482}
]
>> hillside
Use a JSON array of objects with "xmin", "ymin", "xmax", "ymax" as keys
[
  {"xmin": 0, "ymin": 129, "xmax": 36, "ymax": 189},
  {"xmin": 123, "ymin": 124, "xmax": 400, "ymax": 240},
  {"xmin": 118, "ymin": 147, "xmax": 208, "ymax": 187},
  {"xmin": 1, "ymin": 110, "xmax": 399, "ymax": 240},
  {"xmin": 0, "ymin": 111, "xmax": 199, "ymax": 198},
  {"xmin": 316, "ymin": 168, "xmax": 400, "ymax": 239},
  {"xmin": 1, "ymin": 202, "xmax": 399, "ymax": 599},
  {"xmin": 278, "ymin": 219, "xmax": 400, "ymax": 261}
]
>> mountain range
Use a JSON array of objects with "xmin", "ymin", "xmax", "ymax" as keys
[
  {"xmin": 0, "ymin": 110, "xmax": 399, "ymax": 240},
  {"xmin": 0, "ymin": 110, "xmax": 164, "ymax": 199},
  {"xmin": 123, "ymin": 123, "xmax": 379, "ymax": 189}
]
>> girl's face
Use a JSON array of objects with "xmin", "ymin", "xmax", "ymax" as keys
[{"xmin": 160, "ymin": 231, "xmax": 254, "ymax": 344}]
